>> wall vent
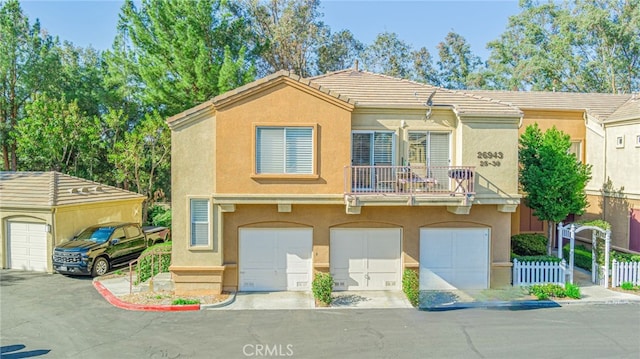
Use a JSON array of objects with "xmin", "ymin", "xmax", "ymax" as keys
[{"xmin": 385, "ymin": 281, "xmax": 396, "ymax": 287}]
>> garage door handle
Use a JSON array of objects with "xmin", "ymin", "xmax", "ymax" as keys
[{"xmin": 365, "ymin": 274, "xmax": 370, "ymax": 280}]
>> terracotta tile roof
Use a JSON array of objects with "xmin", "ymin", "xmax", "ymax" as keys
[
  {"xmin": 308, "ymin": 70, "xmax": 523, "ymax": 118},
  {"xmin": 605, "ymin": 96, "xmax": 640, "ymax": 123},
  {"xmin": 167, "ymin": 70, "xmax": 356, "ymax": 124},
  {"xmin": 0, "ymin": 171, "xmax": 145, "ymax": 208},
  {"xmin": 467, "ymin": 90, "xmax": 633, "ymax": 122}
]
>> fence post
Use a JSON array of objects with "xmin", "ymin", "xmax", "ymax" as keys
[{"xmin": 612, "ymin": 259, "xmax": 618, "ymax": 288}]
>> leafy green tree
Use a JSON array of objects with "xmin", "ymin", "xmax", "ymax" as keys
[
  {"xmin": 16, "ymin": 93, "xmax": 102, "ymax": 176},
  {"xmin": 316, "ymin": 29, "xmax": 363, "ymax": 74},
  {"xmin": 486, "ymin": 0, "xmax": 640, "ymax": 93},
  {"xmin": 218, "ymin": 45, "xmax": 255, "ymax": 93},
  {"xmin": 436, "ymin": 31, "xmax": 483, "ymax": 89},
  {"xmin": 113, "ymin": 0, "xmax": 257, "ymax": 116},
  {"xmin": 361, "ymin": 32, "xmax": 413, "ymax": 78},
  {"xmin": 411, "ymin": 46, "xmax": 439, "ymax": 85},
  {"xmin": 243, "ymin": 0, "xmax": 326, "ymax": 77},
  {"xmin": 519, "ymin": 124, "xmax": 592, "ymax": 254},
  {"xmin": 0, "ymin": 0, "xmax": 59, "ymax": 170},
  {"xmin": 108, "ymin": 111, "xmax": 170, "ymax": 216}
]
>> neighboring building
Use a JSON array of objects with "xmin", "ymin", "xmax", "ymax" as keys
[
  {"xmin": 588, "ymin": 97, "xmax": 640, "ymax": 252},
  {"xmin": 470, "ymin": 91, "xmax": 638, "ymax": 252},
  {"xmin": 0, "ymin": 171, "xmax": 145, "ymax": 272},
  {"xmin": 167, "ymin": 69, "xmax": 524, "ymax": 295}
]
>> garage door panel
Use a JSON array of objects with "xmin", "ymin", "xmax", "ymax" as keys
[
  {"xmin": 330, "ymin": 228, "xmax": 401, "ymax": 290},
  {"xmin": 239, "ymin": 228, "xmax": 312, "ymax": 291},
  {"xmin": 8, "ymin": 222, "xmax": 48, "ymax": 272},
  {"xmin": 420, "ymin": 228, "xmax": 489, "ymax": 290}
]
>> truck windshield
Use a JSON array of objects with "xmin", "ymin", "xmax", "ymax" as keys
[{"xmin": 76, "ymin": 227, "xmax": 114, "ymax": 244}]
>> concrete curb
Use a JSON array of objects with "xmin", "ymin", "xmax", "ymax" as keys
[
  {"xmin": 200, "ymin": 291, "xmax": 237, "ymax": 309},
  {"xmin": 93, "ymin": 281, "xmax": 200, "ymax": 312}
]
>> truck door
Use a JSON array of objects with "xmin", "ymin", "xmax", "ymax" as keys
[
  {"xmin": 124, "ymin": 224, "xmax": 146, "ymax": 254},
  {"xmin": 108, "ymin": 227, "xmax": 128, "ymax": 261}
]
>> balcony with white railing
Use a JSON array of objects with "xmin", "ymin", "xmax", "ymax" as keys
[{"xmin": 343, "ymin": 165, "xmax": 475, "ymax": 211}]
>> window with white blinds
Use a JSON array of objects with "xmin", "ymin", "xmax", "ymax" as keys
[
  {"xmin": 351, "ymin": 131, "xmax": 394, "ymax": 166},
  {"xmin": 190, "ymin": 199, "xmax": 209, "ymax": 247},
  {"xmin": 408, "ymin": 131, "xmax": 450, "ymax": 167},
  {"xmin": 256, "ymin": 127, "xmax": 313, "ymax": 174}
]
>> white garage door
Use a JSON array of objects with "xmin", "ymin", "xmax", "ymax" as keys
[
  {"xmin": 239, "ymin": 228, "xmax": 312, "ymax": 291},
  {"xmin": 8, "ymin": 222, "xmax": 48, "ymax": 272},
  {"xmin": 420, "ymin": 228, "xmax": 489, "ymax": 290},
  {"xmin": 330, "ymin": 228, "xmax": 401, "ymax": 290}
]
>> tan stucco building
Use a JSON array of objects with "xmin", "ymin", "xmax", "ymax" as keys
[
  {"xmin": 471, "ymin": 91, "xmax": 639, "ymax": 253},
  {"xmin": 167, "ymin": 69, "xmax": 525, "ymax": 295},
  {"xmin": 0, "ymin": 171, "xmax": 145, "ymax": 272}
]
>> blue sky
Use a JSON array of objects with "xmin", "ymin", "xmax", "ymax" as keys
[{"xmin": 20, "ymin": 0, "xmax": 521, "ymax": 61}]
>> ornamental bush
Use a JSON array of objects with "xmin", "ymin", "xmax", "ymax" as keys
[
  {"xmin": 402, "ymin": 269, "xmax": 420, "ymax": 307},
  {"xmin": 312, "ymin": 272, "xmax": 333, "ymax": 305},
  {"xmin": 511, "ymin": 233, "xmax": 547, "ymax": 256}
]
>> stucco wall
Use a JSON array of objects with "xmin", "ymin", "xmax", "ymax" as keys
[
  {"xmin": 215, "ymin": 83, "xmax": 353, "ymax": 195},
  {"xmin": 460, "ymin": 121, "xmax": 519, "ymax": 196},
  {"xmin": 170, "ymin": 111, "xmax": 219, "ymax": 268},
  {"xmin": 53, "ymin": 199, "xmax": 144, "ymax": 244},
  {"xmin": 604, "ymin": 123, "xmax": 640, "ymax": 196},
  {"xmin": 219, "ymin": 204, "xmax": 512, "ymax": 291}
]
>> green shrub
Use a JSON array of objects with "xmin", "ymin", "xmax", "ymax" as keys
[
  {"xmin": 147, "ymin": 204, "xmax": 172, "ymax": 228},
  {"xmin": 136, "ymin": 242, "xmax": 172, "ymax": 284},
  {"xmin": 512, "ymin": 255, "xmax": 563, "ymax": 263},
  {"xmin": 613, "ymin": 251, "xmax": 640, "ymax": 263},
  {"xmin": 565, "ymin": 283, "xmax": 581, "ymax": 299},
  {"xmin": 621, "ymin": 282, "xmax": 635, "ymax": 291},
  {"xmin": 528, "ymin": 284, "xmax": 566, "ymax": 299},
  {"xmin": 172, "ymin": 298, "xmax": 200, "ymax": 305},
  {"xmin": 402, "ymin": 269, "xmax": 420, "ymax": 307},
  {"xmin": 563, "ymin": 244, "xmax": 592, "ymax": 271},
  {"xmin": 312, "ymin": 272, "xmax": 333, "ymax": 305},
  {"xmin": 528, "ymin": 283, "xmax": 581, "ymax": 300},
  {"xmin": 511, "ymin": 233, "xmax": 547, "ymax": 256}
]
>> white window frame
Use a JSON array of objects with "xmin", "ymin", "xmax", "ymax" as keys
[
  {"xmin": 616, "ymin": 135, "xmax": 625, "ymax": 148},
  {"xmin": 569, "ymin": 140, "xmax": 583, "ymax": 162},
  {"xmin": 254, "ymin": 125, "xmax": 316, "ymax": 176},
  {"xmin": 189, "ymin": 198, "xmax": 211, "ymax": 249}
]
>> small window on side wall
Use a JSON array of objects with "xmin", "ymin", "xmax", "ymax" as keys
[
  {"xmin": 616, "ymin": 136, "xmax": 624, "ymax": 148},
  {"xmin": 636, "ymin": 134, "xmax": 640, "ymax": 147},
  {"xmin": 190, "ymin": 199, "xmax": 210, "ymax": 247}
]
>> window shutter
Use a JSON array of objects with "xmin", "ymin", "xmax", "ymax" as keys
[
  {"xmin": 190, "ymin": 199, "xmax": 209, "ymax": 246},
  {"xmin": 428, "ymin": 132, "xmax": 450, "ymax": 167},
  {"xmin": 256, "ymin": 128, "xmax": 285, "ymax": 173},
  {"xmin": 285, "ymin": 128, "xmax": 313, "ymax": 173},
  {"xmin": 373, "ymin": 132, "xmax": 393, "ymax": 165}
]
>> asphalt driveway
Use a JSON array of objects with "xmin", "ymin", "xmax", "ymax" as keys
[{"xmin": 2, "ymin": 270, "xmax": 640, "ymax": 358}]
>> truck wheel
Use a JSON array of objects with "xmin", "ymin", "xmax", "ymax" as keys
[{"xmin": 92, "ymin": 257, "xmax": 109, "ymax": 277}]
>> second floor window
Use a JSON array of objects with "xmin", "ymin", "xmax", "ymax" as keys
[{"xmin": 256, "ymin": 127, "xmax": 313, "ymax": 174}]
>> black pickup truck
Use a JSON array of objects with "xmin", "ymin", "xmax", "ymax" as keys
[{"xmin": 53, "ymin": 222, "xmax": 170, "ymax": 277}]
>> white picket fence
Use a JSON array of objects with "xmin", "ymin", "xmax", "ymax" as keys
[
  {"xmin": 611, "ymin": 260, "xmax": 640, "ymax": 287},
  {"xmin": 513, "ymin": 259, "xmax": 567, "ymax": 286}
]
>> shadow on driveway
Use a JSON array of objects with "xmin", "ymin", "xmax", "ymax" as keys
[{"xmin": 1, "ymin": 344, "xmax": 50, "ymax": 358}]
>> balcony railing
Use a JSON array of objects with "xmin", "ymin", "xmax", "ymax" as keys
[{"xmin": 344, "ymin": 165, "xmax": 475, "ymax": 197}]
